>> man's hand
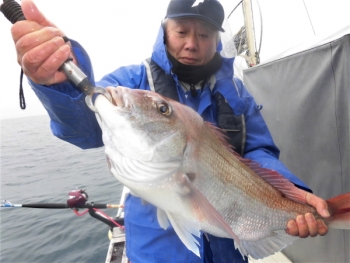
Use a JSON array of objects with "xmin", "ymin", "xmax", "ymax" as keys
[
  {"xmin": 286, "ymin": 192, "xmax": 329, "ymax": 238},
  {"xmin": 11, "ymin": 0, "xmax": 73, "ymax": 85}
]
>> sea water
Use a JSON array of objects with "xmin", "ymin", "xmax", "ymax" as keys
[{"xmin": 1, "ymin": 115, "xmax": 123, "ymax": 263}]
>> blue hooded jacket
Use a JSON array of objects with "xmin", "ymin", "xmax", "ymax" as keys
[{"xmin": 28, "ymin": 25, "xmax": 310, "ymax": 263}]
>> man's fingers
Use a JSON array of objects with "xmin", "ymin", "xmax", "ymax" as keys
[
  {"xmin": 286, "ymin": 214, "xmax": 329, "ymax": 238},
  {"xmin": 305, "ymin": 193, "xmax": 330, "ymax": 218},
  {"xmin": 295, "ymin": 215, "xmax": 309, "ymax": 238},
  {"xmin": 21, "ymin": 0, "xmax": 56, "ymax": 27},
  {"xmin": 286, "ymin": 192, "xmax": 330, "ymax": 238},
  {"xmin": 23, "ymin": 44, "xmax": 71, "ymax": 84},
  {"xmin": 317, "ymin": 219, "xmax": 328, "ymax": 236},
  {"xmin": 305, "ymin": 213, "xmax": 319, "ymax": 237},
  {"xmin": 286, "ymin": 220, "xmax": 298, "ymax": 236},
  {"xmin": 20, "ymin": 36, "xmax": 68, "ymax": 73},
  {"xmin": 11, "ymin": 20, "xmax": 41, "ymax": 43},
  {"xmin": 14, "ymin": 26, "xmax": 62, "ymax": 57}
]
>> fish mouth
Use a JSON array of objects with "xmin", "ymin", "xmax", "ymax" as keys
[{"xmin": 109, "ymin": 86, "xmax": 134, "ymax": 112}]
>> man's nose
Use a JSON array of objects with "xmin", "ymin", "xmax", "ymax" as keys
[{"xmin": 184, "ymin": 34, "xmax": 198, "ymax": 51}]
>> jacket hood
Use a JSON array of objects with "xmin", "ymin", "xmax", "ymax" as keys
[
  {"xmin": 151, "ymin": 26, "xmax": 173, "ymax": 74},
  {"xmin": 150, "ymin": 25, "xmax": 235, "ymax": 80}
]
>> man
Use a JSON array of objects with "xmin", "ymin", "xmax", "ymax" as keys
[{"xmin": 11, "ymin": 0, "xmax": 329, "ymax": 262}]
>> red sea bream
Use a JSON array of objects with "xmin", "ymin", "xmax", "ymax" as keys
[{"xmin": 94, "ymin": 87, "xmax": 350, "ymax": 259}]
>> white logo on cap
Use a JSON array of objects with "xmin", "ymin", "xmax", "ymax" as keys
[{"xmin": 191, "ymin": 0, "xmax": 205, "ymax": 7}]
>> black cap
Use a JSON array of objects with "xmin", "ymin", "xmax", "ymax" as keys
[{"xmin": 165, "ymin": 0, "xmax": 225, "ymax": 32}]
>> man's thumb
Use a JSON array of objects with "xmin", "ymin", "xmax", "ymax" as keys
[{"xmin": 21, "ymin": 0, "xmax": 56, "ymax": 27}]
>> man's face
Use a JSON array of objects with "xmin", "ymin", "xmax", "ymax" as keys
[{"xmin": 165, "ymin": 18, "xmax": 218, "ymax": 66}]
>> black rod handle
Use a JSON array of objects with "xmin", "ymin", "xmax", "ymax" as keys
[
  {"xmin": 0, "ymin": 0, "xmax": 26, "ymax": 24},
  {"xmin": 21, "ymin": 203, "xmax": 109, "ymax": 209}
]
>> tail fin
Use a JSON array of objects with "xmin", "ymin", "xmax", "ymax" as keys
[{"xmin": 327, "ymin": 192, "xmax": 350, "ymax": 229}]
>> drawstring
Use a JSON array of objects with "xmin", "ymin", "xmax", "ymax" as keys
[
  {"xmin": 189, "ymin": 84, "xmax": 197, "ymax": 97},
  {"xmin": 179, "ymin": 79, "xmax": 207, "ymax": 98}
]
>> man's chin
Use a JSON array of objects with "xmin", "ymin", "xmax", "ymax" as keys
[{"xmin": 179, "ymin": 59, "xmax": 201, "ymax": 66}]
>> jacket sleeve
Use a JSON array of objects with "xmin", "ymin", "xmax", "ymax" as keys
[
  {"xmin": 235, "ymin": 78, "xmax": 311, "ymax": 192},
  {"xmin": 28, "ymin": 40, "xmax": 146, "ymax": 149},
  {"xmin": 28, "ymin": 40, "xmax": 104, "ymax": 149}
]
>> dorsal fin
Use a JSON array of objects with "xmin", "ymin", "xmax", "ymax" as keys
[
  {"xmin": 204, "ymin": 121, "xmax": 237, "ymax": 154},
  {"xmin": 205, "ymin": 121, "xmax": 308, "ymax": 204},
  {"xmin": 245, "ymin": 164, "xmax": 308, "ymax": 204}
]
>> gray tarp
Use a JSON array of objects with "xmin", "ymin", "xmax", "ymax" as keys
[{"xmin": 243, "ymin": 28, "xmax": 349, "ymax": 263}]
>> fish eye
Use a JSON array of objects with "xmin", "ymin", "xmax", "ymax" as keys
[{"xmin": 157, "ymin": 102, "xmax": 171, "ymax": 116}]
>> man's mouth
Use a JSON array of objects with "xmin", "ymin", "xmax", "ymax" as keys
[{"xmin": 180, "ymin": 57, "xmax": 199, "ymax": 64}]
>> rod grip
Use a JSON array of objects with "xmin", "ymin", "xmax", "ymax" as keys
[{"xmin": 0, "ymin": 0, "xmax": 26, "ymax": 24}]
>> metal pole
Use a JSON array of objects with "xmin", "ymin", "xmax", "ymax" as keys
[{"xmin": 242, "ymin": 0, "xmax": 257, "ymax": 66}]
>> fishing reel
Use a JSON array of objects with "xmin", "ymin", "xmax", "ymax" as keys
[
  {"xmin": 66, "ymin": 188, "xmax": 124, "ymax": 229},
  {"xmin": 67, "ymin": 189, "xmax": 89, "ymax": 208}
]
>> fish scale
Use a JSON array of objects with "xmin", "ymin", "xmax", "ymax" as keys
[{"xmin": 193, "ymin": 134, "xmax": 311, "ymax": 240}]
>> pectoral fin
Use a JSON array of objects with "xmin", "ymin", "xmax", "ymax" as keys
[
  {"xmin": 157, "ymin": 208, "xmax": 170, "ymax": 230},
  {"xmin": 165, "ymin": 212, "xmax": 201, "ymax": 257}
]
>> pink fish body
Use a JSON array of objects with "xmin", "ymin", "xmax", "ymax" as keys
[{"xmin": 94, "ymin": 87, "xmax": 350, "ymax": 259}]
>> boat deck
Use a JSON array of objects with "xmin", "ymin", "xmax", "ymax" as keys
[
  {"xmin": 249, "ymin": 252, "xmax": 293, "ymax": 263},
  {"xmin": 105, "ymin": 226, "xmax": 293, "ymax": 263}
]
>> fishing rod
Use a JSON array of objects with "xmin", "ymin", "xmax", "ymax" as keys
[
  {"xmin": 1, "ymin": 189, "xmax": 123, "ymax": 209},
  {"xmin": 2, "ymin": 189, "xmax": 125, "ymax": 229},
  {"xmin": 1, "ymin": 201, "xmax": 123, "ymax": 209},
  {"xmin": 0, "ymin": 0, "xmax": 112, "ymax": 112}
]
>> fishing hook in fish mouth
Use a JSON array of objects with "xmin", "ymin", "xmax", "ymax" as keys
[{"xmin": 85, "ymin": 87, "xmax": 113, "ymax": 113}]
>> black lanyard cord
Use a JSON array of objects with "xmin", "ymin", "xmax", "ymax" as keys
[{"xmin": 19, "ymin": 68, "xmax": 26, "ymax": 109}]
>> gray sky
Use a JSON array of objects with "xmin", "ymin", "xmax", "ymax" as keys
[{"xmin": 0, "ymin": 0, "xmax": 349, "ymax": 119}]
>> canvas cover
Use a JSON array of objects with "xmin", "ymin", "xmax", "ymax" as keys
[{"xmin": 243, "ymin": 27, "xmax": 350, "ymax": 263}]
